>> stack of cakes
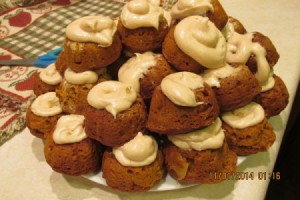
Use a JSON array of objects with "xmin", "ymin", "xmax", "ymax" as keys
[{"xmin": 26, "ymin": 0, "xmax": 289, "ymax": 192}]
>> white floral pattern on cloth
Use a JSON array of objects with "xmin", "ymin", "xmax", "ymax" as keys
[
  {"xmin": 0, "ymin": 0, "xmax": 80, "ymax": 39},
  {"xmin": 0, "ymin": 0, "xmax": 83, "ymax": 144},
  {"xmin": 0, "ymin": 65, "xmax": 38, "ymax": 144}
]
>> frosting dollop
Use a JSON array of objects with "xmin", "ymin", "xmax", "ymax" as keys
[
  {"xmin": 118, "ymin": 51, "xmax": 158, "ymax": 92},
  {"xmin": 171, "ymin": 0, "xmax": 213, "ymax": 20},
  {"xmin": 202, "ymin": 64, "xmax": 241, "ymax": 88},
  {"xmin": 64, "ymin": 68, "xmax": 98, "ymax": 85},
  {"xmin": 66, "ymin": 16, "xmax": 117, "ymax": 47},
  {"xmin": 113, "ymin": 132, "xmax": 158, "ymax": 167},
  {"xmin": 168, "ymin": 118, "xmax": 224, "ymax": 151},
  {"xmin": 226, "ymin": 32, "xmax": 271, "ymax": 88},
  {"xmin": 120, "ymin": 0, "xmax": 164, "ymax": 30},
  {"xmin": 53, "ymin": 115, "xmax": 87, "ymax": 144},
  {"xmin": 221, "ymin": 102, "xmax": 265, "ymax": 129},
  {"xmin": 39, "ymin": 63, "xmax": 62, "ymax": 85},
  {"xmin": 87, "ymin": 81, "xmax": 137, "ymax": 118},
  {"xmin": 161, "ymin": 72, "xmax": 204, "ymax": 107},
  {"xmin": 174, "ymin": 16, "xmax": 226, "ymax": 69},
  {"xmin": 30, "ymin": 92, "xmax": 62, "ymax": 117}
]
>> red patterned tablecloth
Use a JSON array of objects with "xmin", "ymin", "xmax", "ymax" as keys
[{"xmin": 0, "ymin": 0, "xmax": 126, "ymax": 144}]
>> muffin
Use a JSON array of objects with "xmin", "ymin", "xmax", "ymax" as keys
[
  {"xmin": 226, "ymin": 31, "xmax": 279, "ymax": 88},
  {"xmin": 221, "ymin": 102, "xmax": 276, "ymax": 155},
  {"xmin": 162, "ymin": 16, "xmax": 227, "ymax": 73},
  {"xmin": 102, "ymin": 132, "xmax": 165, "ymax": 192},
  {"xmin": 64, "ymin": 15, "xmax": 122, "ymax": 72},
  {"xmin": 56, "ymin": 68, "xmax": 108, "ymax": 114},
  {"xmin": 254, "ymin": 74, "xmax": 289, "ymax": 117},
  {"xmin": 84, "ymin": 81, "xmax": 147, "ymax": 147},
  {"xmin": 170, "ymin": 0, "xmax": 228, "ymax": 30},
  {"xmin": 44, "ymin": 114, "xmax": 102, "ymax": 176},
  {"xmin": 33, "ymin": 63, "xmax": 63, "ymax": 96},
  {"xmin": 118, "ymin": 51, "xmax": 175, "ymax": 101},
  {"xmin": 26, "ymin": 92, "xmax": 64, "ymax": 139},
  {"xmin": 164, "ymin": 118, "xmax": 237, "ymax": 184},
  {"xmin": 202, "ymin": 64, "xmax": 261, "ymax": 111},
  {"xmin": 117, "ymin": 0, "xmax": 169, "ymax": 53},
  {"xmin": 146, "ymin": 72, "xmax": 219, "ymax": 135},
  {"xmin": 55, "ymin": 50, "xmax": 68, "ymax": 76}
]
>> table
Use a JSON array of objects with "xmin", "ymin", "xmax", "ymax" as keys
[{"xmin": 1, "ymin": 0, "xmax": 300, "ymax": 199}]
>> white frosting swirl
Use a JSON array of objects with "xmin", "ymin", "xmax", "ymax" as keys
[
  {"xmin": 221, "ymin": 102, "xmax": 265, "ymax": 129},
  {"xmin": 161, "ymin": 72, "xmax": 204, "ymax": 107},
  {"xmin": 31, "ymin": 92, "xmax": 62, "ymax": 117},
  {"xmin": 171, "ymin": 0, "xmax": 213, "ymax": 20},
  {"xmin": 226, "ymin": 32, "xmax": 272, "ymax": 87},
  {"xmin": 120, "ymin": 0, "xmax": 164, "ymax": 30},
  {"xmin": 87, "ymin": 81, "xmax": 137, "ymax": 118},
  {"xmin": 64, "ymin": 68, "xmax": 98, "ymax": 85},
  {"xmin": 168, "ymin": 118, "xmax": 225, "ymax": 151},
  {"xmin": 113, "ymin": 132, "xmax": 158, "ymax": 167},
  {"xmin": 66, "ymin": 16, "xmax": 117, "ymax": 47},
  {"xmin": 53, "ymin": 115, "xmax": 87, "ymax": 144},
  {"xmin": 39, "ymin": 63, "xmax": 62, "ymax": 85},
  {"xmin": 174, "ymin": 16, "xmax": 226, "ymax": 69},
  {"xmin": 202, "ymin": 64, "xmax": 241, "ymax": 88},
  {"xmin": 118, "ymin": 51, "xmax": 158, "ymax": 92}
]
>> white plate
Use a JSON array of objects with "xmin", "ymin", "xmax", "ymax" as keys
[{"xmin": 82, "ymin": 156, "xmax": 246, "ymax": 191}]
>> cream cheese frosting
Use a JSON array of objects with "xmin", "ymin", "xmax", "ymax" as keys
[
  {"xmin": 53, "ymin": 115, "xmax": 87, "ymax": 144},
  {"xmin": 64, "ymin": 68, "xmax": 98, "ymax": 85},
  {"xmin": 30, "ymin": 92, "xmax": 62, "ymax": 117},
  {"xmin": 226, "ymin": 32, "xmax": 272, "ymax": 89},
  {"xmin": 118, "ymin": 51, "xmax": 158, "ymax": 92},
  {"xmin": 221, "ymin": 20, "xmax": 235, "ymax": 40},
  {"xmin": 120, "ymin": 0, "xmax": 164, "ymax": 30},
  {"xmin": 168, "ymin": 118, "xmax": 225, "ymax": 151},
  {"xmin": 113, "ymin": 132, "xmax": 158, "ymax": 167},
  {"xmin": 221, "ymin": 102, "xmax": 265, "ymax": 129},
  {"xmin": 171, "ymin": 0, "xmax": 213, "ymax": 20},
  {"xmin": 202, "ymin": 64, "xmax": 241, "ymax": 88},
  {"xmin": 161, "ymin": 72, "xmax": 204, "ymax": 107},
  {"xmin": 87, "ymin": 81, "xmax": 137, "ymax": 118},
  {"xmin": 39, "ymin": 63, "xmax": 62, "ymax": 85},
  {"xmin": 261, "ymin": 74, "xmax": 275, "ymax": 92},
  {"xmin": 65, "ymin": 15, "xmax": 117, "ymax": 47},
  {"xmin": 174, "ymin": 16, "xmax": 226, "ymax": 69}
]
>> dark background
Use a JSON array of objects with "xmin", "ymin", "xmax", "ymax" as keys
[{"xmin": 266, "ymin": 84, "xmax": 300, "ymax": 200}]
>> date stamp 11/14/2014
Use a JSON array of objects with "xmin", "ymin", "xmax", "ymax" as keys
[{"xmin": 210, "ymin": 171, "xmax": 281, "ymax": 181}]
